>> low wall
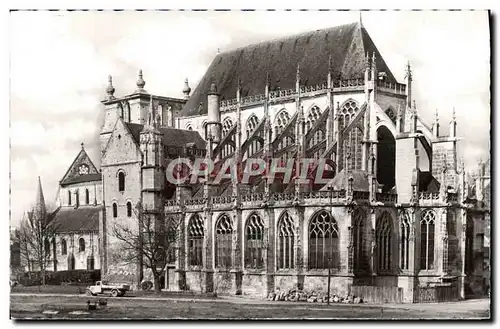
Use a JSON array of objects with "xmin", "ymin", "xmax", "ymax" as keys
[{"xmin": 351, "ymin": 285, "xmax": 403, "ymax": 304}]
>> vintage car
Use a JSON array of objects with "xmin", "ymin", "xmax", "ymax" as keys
[{"xmin": 86, "ymin": 280, "xmax": 130, "ymax": 297}]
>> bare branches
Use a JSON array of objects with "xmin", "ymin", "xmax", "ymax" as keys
[
  {"xmin": 19, "ymin": 206, "xmax": 57, "ymax": 284},
  {"xmin": 110, "ymin": 201, "xmax": 180, "ymax": 291}
]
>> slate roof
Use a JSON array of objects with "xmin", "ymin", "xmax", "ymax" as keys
[
  {"xmin": 125, "ymin": 123, "xmax": 206, "ymax": 149},
  {"xmin": 60, "ymin": 173, "xmax": 102, "ymax": 186},
  {"xmin": 48, "ymin": 206, "xmax": 100, "ymax": 233},
  {"xmin": 419, "ymin": 171, "xmax": 440, "ymax": 192},
  {"xmin": 320, "ymin": 169, "xmax": 373, "ymax": 192},
  {"xmin": 182, "ymin": 21, "xmax": 396, "ymax": 116}
]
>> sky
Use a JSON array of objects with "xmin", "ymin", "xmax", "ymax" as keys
[{"xmin": 9, "ymin": 10, "xmax": 490, "ymax": 226}]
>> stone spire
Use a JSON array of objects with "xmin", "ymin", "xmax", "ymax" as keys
[
  {"xmin": 136, "ymin": 69, "xmax": 146, "ymax": 93},
  {"xmin": 404, "ymin": 61, "xmax": 413, "ymax": 107},
  {"xmin": 433, "ymin": 109, "xmax": 440, "ymax": 138},
  {"xmin": 144, "ymin": 94, "xmax": 158, "ymax": 131},
  {"xmin": 182, "ymin": 78, "xmax": 191, "ymax": 99},
  {"xmin": 450, "ymin": 107, "xmax": 457, "ymax": 138},
  {"xmin": 34, "ymin": 176, "xmax": 47, "ymax": 225},
  {"xmin": 296, "ymin": 63, "xmax": 301, "ymax": 92},
  {"xmin": 106, "ymin": 75, "xmax": 115, "ymax": 100}
]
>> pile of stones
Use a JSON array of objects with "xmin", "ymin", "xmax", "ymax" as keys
[{"xmin": 266, "ymin": 289, "xmax": 363, "ymax": 304}]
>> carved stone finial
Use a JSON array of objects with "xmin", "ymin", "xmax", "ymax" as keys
[
  {"xmin": 405, "ymin": 61, "xmax": 412, "ymax": 80},
  {"xmin": 81, "ymin": 142, "xmax": 84, "ymax": 149},
  {"xmin": 435, "ymin": 109, "xmax": 439, "ymax": 123},
  {"xmin": 136, "ymin": 69, "xmax": 146, "ymax": 91},
  {"xmin": 209, "ymin": 81, "xmax": 218, "ymax": 94},
  {"xmin": 106, "ymin": 75, "xmax": 115, "ymax": 99},
  {"xmin": 182, "ymin": 78, "xmax": 191, "ymax": 98},
  {"xmin": 452, "ymin": 107, "xmax": 456, "ymax": 121},
  {"xmin": 296, "ymin": 63, "xmax": 300, "ymax": 81}
]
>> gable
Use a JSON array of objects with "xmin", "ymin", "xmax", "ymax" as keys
[
  {"xmin": 101, "ymin": 118, "xmax": 142, "ymax": 166},
  {"xmin": 60, "ymin": 147, "xmax": 101, "ymax": 187}
]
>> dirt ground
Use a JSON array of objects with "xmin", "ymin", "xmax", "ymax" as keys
[{"xmin": 10, "ymin": 293, "xmax": 491, "ymax": 320}]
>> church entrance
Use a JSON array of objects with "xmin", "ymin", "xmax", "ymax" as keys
[{"xmin": 376, "ymin": 126, "xmax": 396, "ymax": 192}]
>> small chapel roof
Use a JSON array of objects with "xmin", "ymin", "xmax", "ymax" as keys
[
  {"xmin": 125, "ymin": 123, "xmax": 206, "ymax": 149},
  {"xmin": 48, "ymin": 205, "xmax": 100, "ymax": 233},
  {"xmin": 181, "ymin": 21, "xmax": 396, "ymax": 116}
]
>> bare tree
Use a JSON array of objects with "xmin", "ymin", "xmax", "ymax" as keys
[
  {"xmin": 111, "ymin": 201, "xmax": 179, "ymax": 293},
  {"xmin": 18, "ymin": 208, "xmax": 56, "ymax": 285}
]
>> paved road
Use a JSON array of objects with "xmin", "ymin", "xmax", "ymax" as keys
[{"xmin": 10, "ymin": 293, "xmax": 490, "ymax": 320}]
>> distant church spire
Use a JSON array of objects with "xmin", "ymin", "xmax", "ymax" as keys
[{"xmin": 34, "ymin": 176, "xmax": 47, "ymax": 225}]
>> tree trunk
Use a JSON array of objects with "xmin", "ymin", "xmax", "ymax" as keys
[
  {"xmin": 41, "ymin": 266, "xmax": 46, "ymax": 286},
  {"xmin": 154, "ymin": 273, "xmax": 161, "ymax": 293}
]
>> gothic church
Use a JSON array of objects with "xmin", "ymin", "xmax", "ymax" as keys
[{"xmin": 42, "ymin": 19, "xmax": 487, "ymax": 302}]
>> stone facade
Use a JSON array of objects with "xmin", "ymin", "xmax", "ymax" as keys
[{"xmin": 59, "ymin": 20, "xmax": 488, "ymax": 302}]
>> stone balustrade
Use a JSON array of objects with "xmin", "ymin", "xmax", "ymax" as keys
[
  {"xmin": 376, "ymin": 193, "xmax": 398, "ymax": 203},
  {"xmin": 353, "ymin": 191, "xmax": 370, "ymax": 200}
]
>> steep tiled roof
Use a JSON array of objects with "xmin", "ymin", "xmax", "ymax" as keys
[
  {"xmin": 320, "ymin": 169, "xmax": 372, "ymax": 192},
  {"xmin": 60, "ymin": 173, "xmax": 102, "ymax": 186},
  {"xmin": 125, "ymin": 123, "xmax": 206, "ymax": 149},
  {"xmin": 47, "ymin": 206, "xmax": 100, "ymax": 233},
  {"xmin": 182, "ymin": 22, "xmax": 396, "ymax": 116}
]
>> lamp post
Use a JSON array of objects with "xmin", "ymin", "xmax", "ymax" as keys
[
  {"xmin": 327, "ymin": 254, "xmax": 332, "ymax": 305},
  {"xmin": 327, "ymin": 185, "xmax": 334, "ymax": 306}
]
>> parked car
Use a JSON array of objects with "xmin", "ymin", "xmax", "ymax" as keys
[{"xmin": 86, "ymin": 280, "xmax": 130, "ymax": 297}]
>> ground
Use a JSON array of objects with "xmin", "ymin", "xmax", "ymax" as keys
[{"xmin": 10, "ymin": 292, "xmax": 490, "ymax": 320}]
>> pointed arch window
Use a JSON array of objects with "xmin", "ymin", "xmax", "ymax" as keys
[
  {"xmin": 376, "ymin": 212, "xmax": 393, "ymax": 272},
  {"xmin": 338, "ymin": 100, "xmax": 359, "ymax": 132},
  {"xmin": 215, "ymin": 214, "xmax": 233, "ymax": 268},
  {"xmin": 61, "ymin": 239, "xmax": 67, "ymax": 255},
  {"xmin": 222, "ymin": 117, "xmax": 233, "ymax": 137},
  {"xmin": 126, "ymin": 202, "xmax": 132, "ymax": 217},
  {"xmin": 188, "ymin": 214, "xmax": 204, "ymax": 266},
  {"xmin": 245, "ymin": 213, "xmax": 265, "ymax": 269},
  {"xmin": 245, "ymin": 115, "xmax": 262, "ymax": 158},
  {"xmin": 221, "ymin": 118, "xmax": 235, "ymax": 158},
  {"xmin": 118, "ymin": 172, "xmax": 125, "ymax": 192},
  {"xmin": 274, "ymin": 109, "xmax": 294, "ymax": 162},
  {"xmin": 420, "ymin": 210, "xmax": 436, "ymax": 270},
  {"xmin": 308, "ymin": 210, "xmax": 339, "ymax": 269},
  {"xmin": 277, "ymin": 212, "xmax": 295, "ymax": 270},
  {"xmin": 353, "ymin": 208, "xmax": 368, "ymax": 272},
  {"xmin": 400, "ymin": 211, "xmax": 411, "ymax": 270},
  {"xmin": 305, "ymin": 106, "xmax": 322, "ymax": 134},
  {"xmin": 79, "ymin": 238, "xmax": 86, "ymax": 252},
  {"xmin": 85, "ymin": 189, "xmax": 90, "ymax": 204},
  {"xmin": 112, "ymin": 203, "xmax": 118, "ymax": 218}
]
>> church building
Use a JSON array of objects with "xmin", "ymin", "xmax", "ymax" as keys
[{"xmin": 41, "ymin": 19, "xmax": 487, "ymax": 302}]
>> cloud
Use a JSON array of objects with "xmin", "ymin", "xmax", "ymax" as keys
[{"xmin": 9, "ymin": 10, "xmax": 491, "ymax": 226}]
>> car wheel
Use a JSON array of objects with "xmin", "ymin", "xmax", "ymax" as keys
[
  {"xmin": 111, "ymin": 289, "xmax": 119, "ymax": 297},
  {"xmin": 86, "ymin": 289, "xmax": 93, "ymax": 296}
]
